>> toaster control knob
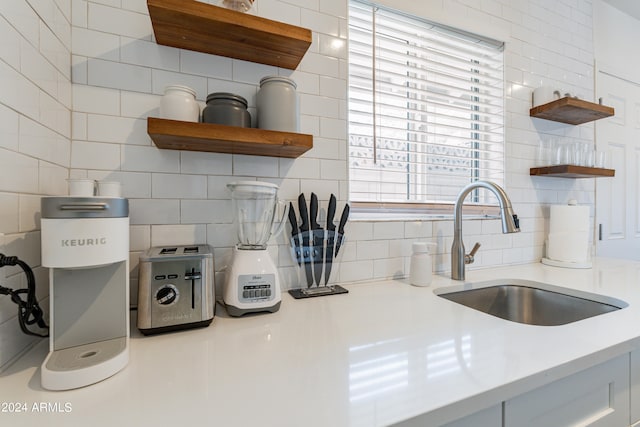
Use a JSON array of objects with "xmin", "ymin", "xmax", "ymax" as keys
[{"xmin": 156, "ymin": 284, "xmax": 178, "ymax": 305}]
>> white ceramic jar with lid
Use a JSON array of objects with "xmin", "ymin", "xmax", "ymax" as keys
[
  {"xmin": 159, "ymin": 85, "xmax": 200, "ymax": 122},
  {"xmin": 409, "ymin": 242, "xmax": 436, "ymax": 287},
  {"xmin": 256, "ymin": 76, "xmax": 299, "ymax": 132}
]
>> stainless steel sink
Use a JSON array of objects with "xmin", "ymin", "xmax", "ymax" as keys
[{"xmin": 435, "ymin": 279, "xmax": 627, "ymax": 326}]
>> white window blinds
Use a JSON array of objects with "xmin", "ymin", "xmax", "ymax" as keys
[{"xmin": 348, "ymin": 0, "xmax": 505, "ymax": 207}]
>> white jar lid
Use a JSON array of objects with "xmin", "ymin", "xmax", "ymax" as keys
[
  {"xmin": 259, "ymin": 75, "xmax": 297, "ymax": 89},
  {"xmin": 164, "ymin": 84, "xmax": 196, "ymax": 97}
]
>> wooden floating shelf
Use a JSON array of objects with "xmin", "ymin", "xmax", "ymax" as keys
[
  {"xmin": 530, "ymin": 97, "xmax": 614, "ymax": 125},
  {"xmin": 530, "ymin": 165, "xmax": 615, "ymax": 178},
  {"xmin": 147, "ymin": 117, "xmax": 313, "ymax": 158},
  {"xmin": 147, "ymin": 0, "xmax": 312, "ymax": 70}
]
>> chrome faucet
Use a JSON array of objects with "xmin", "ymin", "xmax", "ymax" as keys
[{"xmin": 451, "ymin": 181, "xmax": 520, "ymax": 281}]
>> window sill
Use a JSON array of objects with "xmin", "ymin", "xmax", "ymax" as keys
[{"xmin": 350, "ymin": 202, "xmax": 500, "ymax": 222}]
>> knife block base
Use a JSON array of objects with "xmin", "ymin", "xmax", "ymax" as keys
[{"xmin": 288, "ymin": 285, "xmax": 348, "ymax": 299}]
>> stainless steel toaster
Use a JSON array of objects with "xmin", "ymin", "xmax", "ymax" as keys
[{"xmin": 137, "ymin": 245, "xmax": 215, "ymax": 335}]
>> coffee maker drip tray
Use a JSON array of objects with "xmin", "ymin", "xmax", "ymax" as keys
[
  {"xmin": 46, "ymin": 337, "xmax": 126, "ymax": 371},
  {"xmin": 42, "ymin": 337, "xmax": 128, "ymax": 389}
]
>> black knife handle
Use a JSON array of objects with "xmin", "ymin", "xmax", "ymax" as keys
[
  {"xmin": 337, "ymin": 203, "xmax": 350, "ymax": 234},
  {"xmin": 326, "ymin": 194, "xmax": 336, "ymax": 232},
  {"xmin": 288, "ymin": 202, "xmax": 298, "ymax": 237},
  {"xmin": 310, "ymin": 192, "xmax": 319, "ymax": 229},
  {"xmin": 298, "ymin": 193, "xmax": 309, "ymax": 232}
]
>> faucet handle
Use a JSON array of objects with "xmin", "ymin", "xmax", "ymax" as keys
[{"xmin": 465, "ymin": 242, "xmax": 481, "ymax": 265}]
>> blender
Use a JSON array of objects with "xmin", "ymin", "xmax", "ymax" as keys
[{"xmin": 223, "ymin": 181, "xmax": 288, "ymax": 316}]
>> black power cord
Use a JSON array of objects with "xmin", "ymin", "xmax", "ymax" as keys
[{"xmin": 0, "ymin": 254, "xmax": 49, "ymax": 337}]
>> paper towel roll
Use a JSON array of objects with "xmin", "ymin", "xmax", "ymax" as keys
[
  {"xmin": 547, "ymin": 201, "xmax": 590, "ymax": 263},
  {"xmin": 547, "ymin": 232, "xmax": 589, "ymax": 263},
  {"xmin": 549, "ymin": 203, "xmax": 589, "ymax": 233}
]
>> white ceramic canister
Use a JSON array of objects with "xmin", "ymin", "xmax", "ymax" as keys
[
  {"xmin": 409, "ymin": 242, "xmax": 436, "ymax": 287},
  {"xmin": 159, "ymin": 85, "xmax": 200, "ymax": 122},
  {"xmin": 256, "ymin": 76, "xmax": 299, "ymax": 132}
]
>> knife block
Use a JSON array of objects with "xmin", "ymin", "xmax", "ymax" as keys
[{"xmin": 287, "ymin": 230, "xmax": 348, "ymax": 299}]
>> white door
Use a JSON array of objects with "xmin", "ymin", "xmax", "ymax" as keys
[{"xmin": 595, "ymin": 70, "xmax": 640, "ymax": 259}]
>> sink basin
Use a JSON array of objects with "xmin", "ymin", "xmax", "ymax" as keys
[{"xmin": 435, "ymin": 279, "xmax": 627, "ymax": 326}]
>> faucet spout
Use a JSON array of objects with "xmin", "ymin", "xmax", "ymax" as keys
[{"xmin": 451, "ymin": 181, "xmax": 519, "ymax": 281}]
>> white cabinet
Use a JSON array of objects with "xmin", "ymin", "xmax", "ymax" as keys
[
  {"xmin": 395, "ymin": 404, "xmax": 501, "ymax": 427},
  {"xmin": 504, "ymin": 354, "xmax": 629, "ymax": 427},
  {"xmin": 441, "ymin": 405, "xmax": 501, "ymax": 427},
  {"xmin": 631, "ymin": 349, "xmax": 640, "ymax": 424}
]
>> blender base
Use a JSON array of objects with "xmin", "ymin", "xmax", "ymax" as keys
[{"xmin": 224, "ymin": 301, "xmax": 281, "ymax": 317}]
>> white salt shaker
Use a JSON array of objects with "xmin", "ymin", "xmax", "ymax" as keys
[{"xmin": 409, "ymin": 242, "xmax": 436, "ymax": 287}]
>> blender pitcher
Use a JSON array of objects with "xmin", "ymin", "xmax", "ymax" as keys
[{"xmin": 227, "ymin": 181, "xmax": 288, "ymax": 248}]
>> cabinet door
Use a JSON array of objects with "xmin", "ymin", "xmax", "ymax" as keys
[
  {"xmin": 631, "ymin": 350, "xmax": 640, "ymax": 424},
  {"xmin": 505, "ymin": 354, "xmax": 629, "ymax": 427},
  {"xmin": 395, "ymin": 404, "xmax": 501, "ymax": 427},
  {"xmin": 441, "ymin": 404, "xmax": 501, "ymax": 427}
]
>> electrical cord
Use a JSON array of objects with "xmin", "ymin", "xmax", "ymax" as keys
[{"xmin": 0, "ymin": 253, "xmax": 49, "ymax": 337}]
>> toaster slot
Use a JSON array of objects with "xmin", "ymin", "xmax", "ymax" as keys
[{"xmin": 160, "ymin": 247, "xmax": 177, "ymax": 255}]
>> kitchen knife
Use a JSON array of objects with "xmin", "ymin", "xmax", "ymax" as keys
[
  {"xmin": 324, "ymin": 194, "xmax": 337, "ymax": 285},
  {"xmin": 335, "ymin": 203, "xmax": 350, "ymax": 256},
  {"xmin": 310, "ymin": 193, "xmax": 324, "ymax": 287},
  {"xmin": 298, "ymin": 193, "xmax": 313, "ymax": 288},
  {"xmin": 288, "ymin": 202, "xmax": 302, "ymax": 266}
]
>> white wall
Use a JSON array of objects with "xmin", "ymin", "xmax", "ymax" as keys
[{"xmin": 0, "ymin": 0, "xmax": 597, "ymax": 370}]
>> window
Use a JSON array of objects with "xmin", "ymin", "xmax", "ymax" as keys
[{"xmin": 348, "ymin": 0, "xmax": 505, "ymax": 210}]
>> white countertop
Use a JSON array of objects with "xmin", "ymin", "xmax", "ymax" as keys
[{"xmin": 3, "ymin": 258, "xmax": 640, "ymax": 427}]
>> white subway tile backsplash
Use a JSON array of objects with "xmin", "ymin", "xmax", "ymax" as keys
[
  {"xmin": 301, "ymin": 9, "xmax": 340, "ymax": 36},
  {"xmin": 72, "ymin": 27, "xmax": 119, "ymax": 61},
  {"xmin": 71, "ymin": 140, "xmax": 120, "ymax": 169},
  {"xmin": 19, "ymin": 116, "xmax": 70, "ymax": 167},
  {"xmin": 73, "ymin": 85, "xmax": 120, "ymax": 114},
  {"xmin": 87, "ymin": 115, "xmax": 147, "ymax": 145},
  {"xmin": 0, "ymin": 104, "xmax": 20, "ymax": 151},
  {"xmin": 129, "ymin": 225, "xmax": 150, "ymax": 251},
  {"xmin": 181, "ymin": 151, "xmax": 233, "ymax": 175},
  {"xmin": 129, "ymin": 199, "xmax": 180, "ymax": 225},
  {"xmin": 152, "ymin": 173, "xmax": 207, "ymax": 199},
  {"xmin": 0, "ymin": 194, "xmax": 19, "ymax": 234},
  {"xmin": 18, "ymin": 194, "xmax": 41, "ymax": 232},
  {"xmin": 40, "ymin": 21, "xmax": 71, "ymax": 78},
  {"xmin": 280, "ymin": 157, "xmax": 320, "ymax": 179},
  {"xmin": 121, "ymin": 37, "xmax": 180, "ymax": 71},
  {"xmin": 258, "ymin": 0, "xmax": 301, "ymax": 24},
  {"xmin": 181, "ymin": 199, "xmax": 232, "ymax": 224},
  {"xmin": 71, "ymin": 54, "xmax": 87, "ymax": 84},
  {"xmin": 0, "ymin": 17, "xmax": 22, "ymax": 70},
  {"xmin": 0, "ymin": 61, "xmax": 40, "ymax": 122},
  {"xmin": 0, "ymin": 0, "xmax": 40, "ymax": 47},
  {"xmin": 151, "ymin": 224, "xmax": 207, "ymax": 247},
  {"xmin": 121, "ymin": 145, "xmax": 180, "ymax": 173},
  {"xmin": 231, "ymin": 59, "xmax": 278, "ymax": 85},
  {"xmin": 38, "ymin": 161, "xmax": 67, "ymax": 195},
  {"xmin": 207, "ymin": 223, "xmax": 238, "ymax": 248},
  {"xmin": 356, "ymin": 239, "xmax": 388, "ymax": 260},
  {"xmin": 88, "ymin": 58, "xmax": 151, "ymax": 92},
  {"xmin": 120, "ymin": 91, "xmax": 160, "ymax": 119},
  {"xmin": 88, "ymin": 3, "xmax": 151, "ymax": 40},
  {"xmin": 181, "ymin": 50, "xmax": 233, "ymax": 80},
  {"xmin": 233, "ymin": 154, "xmax": 279, "ymax": 178}
]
